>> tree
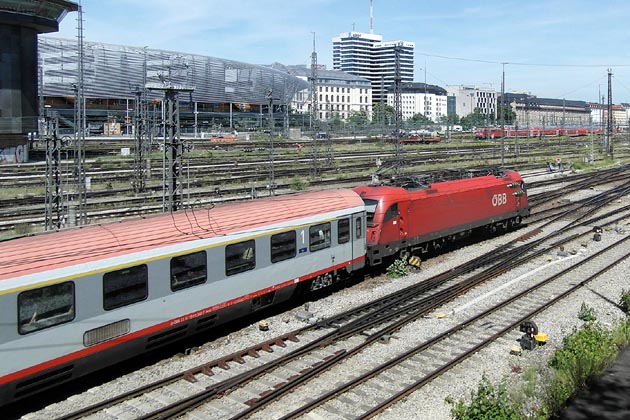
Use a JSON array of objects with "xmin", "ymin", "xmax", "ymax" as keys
[
  {"xmin": 409, "ymin": 113, "xmax": 432, "ymax": 125},
  {"xmin": 347, "ymin": 110, "xmax": 369, "ymax": 126},
  {"xmin": 497, "ymin": 103, "xmax": 516, "ymax": 125},
  {"xmin": 330, "ymin": 112, "xmax": 344, "ymax": 129},
  {"xmin": 438, "ymin": 114, "xmax": 460, "ymax": 125},
  {"xmin": 371, "ymin": 103, "xmax": 395, "ymax": 126},
  {"xmin": 460, "ymin": 110, "xmax": 489, "ymax": 130}
]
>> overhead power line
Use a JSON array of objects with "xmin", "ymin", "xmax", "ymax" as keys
[{"xmin": 416, "ymin": 52, "xmax": 630, "ymax": 68}]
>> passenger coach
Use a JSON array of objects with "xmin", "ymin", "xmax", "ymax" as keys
[{"xmin": 0, "ymin": 189, "xmax": 366, "ymax": 406}]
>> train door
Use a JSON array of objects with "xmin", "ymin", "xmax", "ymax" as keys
[
  {"xmin": 379, "ymin": 202, "xmax": 406, "ymax": 245},
  {"xmin": 351, "ymin": 211, "xmax": 366, "ymax": 270}
]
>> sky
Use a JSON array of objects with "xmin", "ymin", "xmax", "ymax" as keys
[{"xmin": 52, "ymin": 0, "xmax": 630, "ymax": 103}]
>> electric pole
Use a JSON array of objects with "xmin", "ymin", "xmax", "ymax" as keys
[
  {"xmin": 607, "ymin": 68, "xmax": 613, "ymax": 158},
  {"xmin": 146, "ymin": 79, "xmax": 194, "ymax": 212},
  {"xmin": 393, "ymin": 44, "xmax": 403, "ymax": 176},
  {"xmin": 500, "ymin": 62, "xmax": 506, "ymax": 167}
]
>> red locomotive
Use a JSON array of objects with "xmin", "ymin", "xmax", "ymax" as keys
[{"xmin": 354, "ymin": 169, "xmax": 529, "ymax": 265}]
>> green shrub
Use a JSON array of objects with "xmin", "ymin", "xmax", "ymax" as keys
[
  {"xmin": 544, "ymin": 323, "xmax": 617, "ymax": 414},
  {"xmin": 446, "ymin": 375, "xmax": 520, "ymax": 420},
  {"xmin": 386, "ymin": 256, "xmax": 408, "ymax": 278},
  {"xmin": 619, "ymin": 289, "xmax": 630, "ymax": 315},
  {"xmin": 290, "ymin": 176, "xmax": 308, "ymax": 191},
  {"xmin": 577, "ymin": 302, "xmax": 596, "ymax": 322}
]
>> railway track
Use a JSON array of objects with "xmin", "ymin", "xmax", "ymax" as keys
[
  {"xmin": 2, "ymin": 162, "xmax": 627, "ymax": 235},
  {"xmin": 41, "ymin": 182, "xmax": 629, "ymax": 420}
]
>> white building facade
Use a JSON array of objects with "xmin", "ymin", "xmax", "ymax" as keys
[
  {"xmin": 386, "ymin": 83, "xmax": 448, "ymax": 122},
  {"xmin": 279, "ymin": 65, "xmax": 372, "ymax": 121},
  {"xmin": 446, "ymin": 85, "xmax": 497, "ymax": 119},
  {"xmin": 332, "ymin": 32, "xmax": 414, "ymax": 105}
]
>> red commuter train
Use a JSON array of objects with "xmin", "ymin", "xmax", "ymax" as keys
[{"xmin": 475, "ymin": 126, "xmax": 603, "ymax": 139}]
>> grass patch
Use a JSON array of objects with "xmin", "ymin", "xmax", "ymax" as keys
[
  {"xmin": 290, "ymin": 176, "xmax": 308, "ymax": 191},
  {"xmin": 447, "ymin": 375, "xmax": 521, "ymax": 420}
]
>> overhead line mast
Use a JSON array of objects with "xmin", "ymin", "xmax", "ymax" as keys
[{"xmin": 309, "ymin": 32, "xmax": 320, "ymax": 180}]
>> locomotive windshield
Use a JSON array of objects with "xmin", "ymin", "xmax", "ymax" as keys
[{"xmin": 362, "ymin": 198, "xmax": 378, "ymax": 227}]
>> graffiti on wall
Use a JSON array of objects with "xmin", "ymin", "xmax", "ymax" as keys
[{"xmin": 0, "ymin": 144, "xmax": 27, "ymax": 163}]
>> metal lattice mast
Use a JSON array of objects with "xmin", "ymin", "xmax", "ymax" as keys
[
  {"xmin": 132, "ymin": 86, "xmax": 147, "ymax": 193},
  {"xmin": 607, "ymin": 68, "xmax": 613, "ymax": 158},
  {"xmin": 147, "ymin": 82, "xmax": 194, "ymax": 212},
  {"xmin": 44, "ymin": 111, "xmax": 63, "ymax": 230},
  {"xmin": 309, "ymin": 33, "xmax": 321, "ymax": 180},
  {"xmin": 309, "ymin": 32, "xmax": 318, "ymax": 128},
  {"xmin": 72, "ymin": 3, "xmax": 87, "ymax": 226},
  {"xmin": 393, "ymin": 44, "xmax": 403, "ymax": 176},
  {"xmin": 266, "ymin": 88, "xmax": 275, "ymax": 195},
  {"xmin": 132, "ymin": 47, "xmax": 149, "ymax": 193}
]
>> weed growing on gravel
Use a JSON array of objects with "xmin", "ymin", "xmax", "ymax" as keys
[
  {"xmin": 385, "ymin": 257, "xmax": 408, "ymax": 278},
  {"xmin": 577, "ymin": 302, "xmax": 597, "ymax": 322},
  {"xmin": 446, "ymin": 375, "xmax": 520, "ymax": 420},
  {"xmin": 619, "ymin": 289, "xmax": 630, "ymax": 315},
  {"xmin": 290, "ymin": 176, "xmax": 308, "ymax": 191},
  {"xmin": 544, "ymin": 323, "xmax": 618, "ymax": 415}
]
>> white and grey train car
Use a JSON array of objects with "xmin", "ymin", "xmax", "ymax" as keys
[{"xmin": 0, "ymin": 189, "xmax": 366, "ymax": 406}]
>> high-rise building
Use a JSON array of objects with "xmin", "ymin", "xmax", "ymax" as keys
[{"xmin": 332, "ymin": 31, "xmax": 414, "ymax": 105}]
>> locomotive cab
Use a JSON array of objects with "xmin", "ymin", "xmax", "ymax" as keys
[{"xmin": 356, "ymin": 188, "xmax": 411, "ymax": 265}]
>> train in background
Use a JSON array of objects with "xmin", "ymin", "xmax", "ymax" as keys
[
  {"xmin": 475, "ymin": 126, "xmax": 604, "ymax": 139},
  {"xmin": 0, "ymin": 168, "xmax": 529, "ymax": 407}
]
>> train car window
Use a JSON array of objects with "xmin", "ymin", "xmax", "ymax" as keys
[
  {"xmin": 338, "ymin": 218, "xmax": 350, "ymax": 244},
  {"xmin": 170, "ymin": 250, "xmax": 207, "ymax": 291},
  {"xmin": 18, "ymin": 282, "xmax": 75, "ymax": 334},
  {"xmin": 383, "ymin": 203, "xmax": 399, "ymax": 222},
  {"xmin": 309, "ymin": 222, "xmax": 331, "ymax": 252},
  {"xmin": 362, "ymin": 199, "xmax": 378, "ymax": 227},
  {"xmin": 226, "ymin": 239, "xmax": 256, "ymax": 276},
  {"xmin": 103, "ymin": 265, "xmax": 148, "ymax": 310},
  {"xmin": 356, "ymin": 217, "xmax": 363, "ymax": 239},
  {"xmin": 271, "ymin": 231, "xmax": 296, "ymax": 263}
]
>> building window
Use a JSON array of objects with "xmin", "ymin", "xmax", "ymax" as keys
[{"xmin": 18, "ymin": 282, "xmax": 75, "ymax": 334}]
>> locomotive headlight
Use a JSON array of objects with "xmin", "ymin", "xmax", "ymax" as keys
[
  {"xmin": 507, "ymin": 182, "xmax": 520, "ymax": 188},
  {"xmin": 513, "ymin": 190, "xmax": 525, "ymax": 196}
]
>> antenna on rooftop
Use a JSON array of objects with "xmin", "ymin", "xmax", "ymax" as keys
[{"xmin": 370, "ymin": 0, "xmax": 374, "ymax": 33}]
